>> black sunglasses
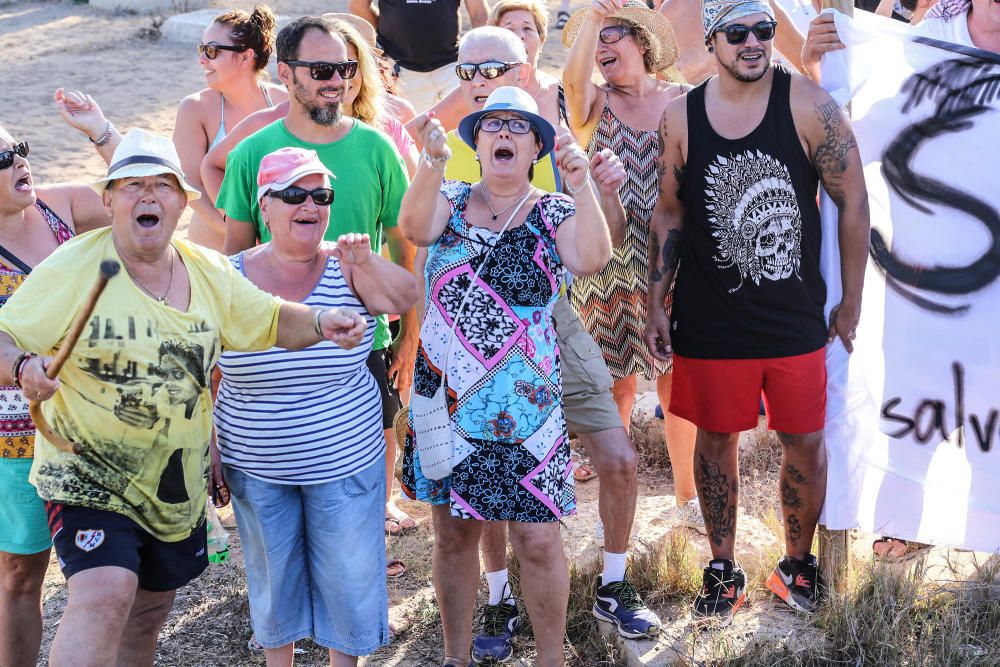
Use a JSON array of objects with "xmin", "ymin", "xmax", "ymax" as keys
[
  {"xmin": 267, "ymin": 186, "xmax": 335, "ymax": 206},
  {"xmin": 714, "ymin": 20, "xmax": 777, "ymax": 45},
  {"xmin": 455, "ymin": 61, "xmax": 521, "ymax": 82},
  {"xmin": 0, "ymin": 142, "xmax": 29, "ymax": 171},
  {"xmin": 197, "ymin": 42, "xmax": 245, "ymax": 60},
  {"xmin": 599, "ymin": 26, "xmax": 635, "ymax": 45},
  {"xmin": 284, "ymin": 60, "xmax": 359, "ymax": 81}
]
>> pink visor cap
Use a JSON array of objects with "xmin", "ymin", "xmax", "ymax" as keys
[{"xmin": 256, "ymin": 147, "xmax": 335, "ymax": 201}]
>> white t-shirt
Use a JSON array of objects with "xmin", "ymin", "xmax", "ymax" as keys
[
  {"xmin": 775, "ymin": 0, "xmax": 820, "ymax": 35},
  {"xmin": 913, "ymin": 12, "xmax": 974, "ymax": 47}
]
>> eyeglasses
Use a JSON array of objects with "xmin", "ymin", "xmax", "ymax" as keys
[
  {"xmin": 197, "ymin": 42, "xmax": 245, "ymax": 60},
  {"xmin": 455, "ymin": 61, "xmax": 521, "ymax": 81},
  {"xmin": 598, "ymin": 26, "xmax": 635, "ymax": 45},
  {"xmin": 0, "ymin": 142, "xmax": 29, "ymax": 170},
  {"xmin": 477, "ymin": 116, "xmax": 533, "ymax": 135},
  {"xmin": 266, "ymin": 186, "xmax": 335, "ymax": 206},
  {"xmin": 283, "ymin": 60, "xmax": 359, "ymax": 80},
  {"xmin": 714, "ymin": 20, "xmax": 777, "ymax": 45}
]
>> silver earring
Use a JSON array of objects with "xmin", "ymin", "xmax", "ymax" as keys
[
  {"xmin": 532, "ymin": 158, "xmax": 538, "ymax": 165},
  {"xmin": 475, "ymin": 155, "xmax": 480, "ymax": 162}
]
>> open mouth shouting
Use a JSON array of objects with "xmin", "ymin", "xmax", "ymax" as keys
[
  {"xmin": 14, "ymin": 173, "xmax": 32, "ymax": 194},
  {"xmin": 738, "ymin": 50, "xmax": 766, "ymax": 65},
  {"xmin": 598, "ymin": 56, "xmax": 618, "ymax": 68},
  {"xmin": 493, "ymin": 146, "xmax": 515, "ymax": 162},
  {"xmin": 136, "ymin": 213, "xmax": 161, "ymax": 228},
  {"xmin": 318, "ymin": 86, "xmax": 345, "ymax": 103}
]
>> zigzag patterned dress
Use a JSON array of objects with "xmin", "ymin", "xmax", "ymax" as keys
[{"xmin": 569, "ymin": 93, "xmax": 672, "ymax": 380}]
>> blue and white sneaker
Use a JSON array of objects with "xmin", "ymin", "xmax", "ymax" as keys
[
  {"xmin": 471, "ymin": 586, "xmax": 520, "ymax": 664},
  {"xmin": 593, "ymin": 576, "xmax": 662, "ymax": 639}
]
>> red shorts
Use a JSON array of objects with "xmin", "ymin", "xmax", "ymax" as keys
[{"xmin": 669, "ymin": 349, "xmax": 826, "ymax": 434}]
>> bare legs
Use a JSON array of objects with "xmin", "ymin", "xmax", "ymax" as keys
[
  {"xmin": 434, "ymin": 507, "xmax": 569, "ymax": 667},
  {"xmin": 49, "ymin": 566, "xmax": 174, "ymax": 667},
  {"xmin": 776, "ymin": 430, "xmax": 826, "ymax": 560},
  {"xmin": 656, "ymin": 373, "xmax": 698, "ymax": 505},
  {"xmin": 0, "ymin": 549, "xmax": 49, "ymax": 667}
]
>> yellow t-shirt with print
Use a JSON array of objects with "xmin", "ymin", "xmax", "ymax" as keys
[
  {"xmin": 0, "ymin": 229, "xmax": 281, "ymax": 542},
  {"xmin": 444, "ymin": 131, "xmax": 562, "ymax": 193}
]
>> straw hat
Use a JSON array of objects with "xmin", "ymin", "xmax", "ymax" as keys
[
  {"xmin": 92, "ymin": 129, "xmax": 199, "ymax": 199},
  {"xmin": 322, "ymin": 13, "xmax": 383, "ymax": 56},
  {"xmin": 561, "ymin": 0, "xmax": 679, "ymax": 72}
]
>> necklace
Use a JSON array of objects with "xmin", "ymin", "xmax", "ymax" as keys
[
  {"xmin": 121, "ymin": 245, "xmax": 175, "ymax": 305},
  {"xmin": 480, "ymin": 183, "xmax": 532, "ymax": 221}
]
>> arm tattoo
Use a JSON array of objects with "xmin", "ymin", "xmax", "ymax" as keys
[
  {"xmin": 696, "ymin": 453, "xmax": 738, "ymax": 547},
  {"xmin": 673, "ymin": 164, "xmax": 685, "ymax": 201},
  {"xmin": 650, "ymin": 229, "xmax": 681, "ymax": 284},
  {"xmin": 813, "ymin": 100, "xmax": 858, "ymax": 203},
  {"xmin": 656, "ymin": 113, "xmax": 668, "ymax": 195}
]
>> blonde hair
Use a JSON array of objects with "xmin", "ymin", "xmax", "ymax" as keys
[
  {"xmin": 326, "ymin": 19, "xmax": 384, "ymax": 126},
  {"xmin": 489, "ymin": 0, "xmax": 549, "ymax": 39}
]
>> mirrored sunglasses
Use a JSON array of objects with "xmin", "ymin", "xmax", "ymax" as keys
[
  {"xmin": 0, "ymin": 142, "xmax": 29, "ymax": 170},
  {"xmin": 284, "ymin": 60, "xmax": 359, "ymax": 81}
]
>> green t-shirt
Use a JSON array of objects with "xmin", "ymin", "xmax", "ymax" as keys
[
  {"xmin": 0, "ymin": 230, "xmax": 281, "ymax": 541},
  {"xmin": 216, "ymin": 118, "xmax": 408, "ymax": 350}
]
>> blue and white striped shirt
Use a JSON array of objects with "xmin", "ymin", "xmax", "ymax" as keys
[{"xmin": 215, "ymin": 253, "xmax": 383, "ymax": 484}]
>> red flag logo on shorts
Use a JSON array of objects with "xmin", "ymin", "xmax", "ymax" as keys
[{"xmin": 74, "ymin": 529, "xmax": 105, "ymax": 552}]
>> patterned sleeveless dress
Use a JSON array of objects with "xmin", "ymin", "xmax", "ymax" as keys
[
  {"xmin": 401, "ymin": 181, "xmax": 577, "ymax": 523},
  {"xmin": 569, "ymin": 91, "xmax": 673, "ymax": 380},
  {"xmin": 0, "ymin": 201, "xmax": 74, "ymax": 459}
]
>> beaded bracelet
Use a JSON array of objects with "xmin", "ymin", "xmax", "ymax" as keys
[{"xmin": 89, "ymin": 122, "xmax": 114, "ymax": 147}]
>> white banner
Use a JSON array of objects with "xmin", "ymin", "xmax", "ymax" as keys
[{"xmin": 818, "ymin": 10, "xmax": 1000, "ymax": 552}]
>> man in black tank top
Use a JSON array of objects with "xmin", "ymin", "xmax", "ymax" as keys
[{"xmin": 643, "ymin": 0, "xmax": 870, "ymax": 626}]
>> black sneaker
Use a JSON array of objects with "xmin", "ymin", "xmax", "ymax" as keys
[
  {"xmin": 692, "ymin": 559, "xmax": 747, "ymax": 627},
  {"xmin": 471, "ymin": 585, "xmax": 520, "ymax": 664},
  {"xmin": 767, "ymin": 553, "xmax": 821, "ymax": 613},
  {"xmin": 593, "ymin": 576, "xmax": 662, "ymax": 639}
]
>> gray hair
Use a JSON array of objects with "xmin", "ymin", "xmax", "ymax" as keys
[{"xmin": 458, "ymin": 26, "xmax": 528, "ymax": 63}]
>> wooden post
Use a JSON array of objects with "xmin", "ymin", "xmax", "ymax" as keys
[{"xmin": 817, "ymin": 0, "xmax": 855, "ymax": 596}]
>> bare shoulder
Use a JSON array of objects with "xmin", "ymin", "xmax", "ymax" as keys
[
  {"xmin": 176, "ymin": 88, "xmax": 219, "ymax": 122},
  {"xmin": 32, "ymin": 184, "xmax": 75, "ymax": 221},
  {"xmin": 659, "ymin": 92, "xmax": 689, "ymax": 138},
  {"xmin": 657, "ymin": 80, "xmax": 690, "ymax": 102},
  {"xmin": 788, "ymin": 72, "xmax": 837, "ymax": 126},
  {"xmin": 262, "ymin": 82, "xmax": 288, "ymax": 101}
]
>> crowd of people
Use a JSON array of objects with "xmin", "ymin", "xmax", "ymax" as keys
[{"xmin": 1, "ymin": 0, "xmax": 994, "ymax": 664}]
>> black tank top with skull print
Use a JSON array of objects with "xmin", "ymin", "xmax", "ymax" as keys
[{"xmin": 672, "ymin": 65, "xmax": 827, "ymax": 359}]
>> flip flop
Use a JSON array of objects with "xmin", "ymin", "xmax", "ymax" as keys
[
  {"xmin": 387, "ymin": 558, "xmax": 407, "ymax": 578},
  {"xmin": 571, "ymin": 451, "xmax": 598, "ymax": 482},
  {"xmin": 872, "ymin": 537, "xmax": 931, "ymax": 562},
  {"xmin": 385, "ymin": 515, "xmax": 417, "ymax": 535},
  {"xmin": 556, "ymin": 10, "xmax": 570, "ymax": 29}
]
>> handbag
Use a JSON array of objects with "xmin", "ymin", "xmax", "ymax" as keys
[{"xmin": 413, "ymin": 189, "xmax": 532, "ymax": 480}]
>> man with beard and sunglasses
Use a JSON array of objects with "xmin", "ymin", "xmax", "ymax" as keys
[
  {"xmin": 216, "ymin": 16, "xmax": 417, "ymax": 510},
  {"xmin": 644, "ymin": 0, "xmax": 870, "ymax": 625}
]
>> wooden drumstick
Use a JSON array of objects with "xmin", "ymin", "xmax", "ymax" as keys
[{"xmin": 28, "ymin": 260, "xmax": 120, "ymax": 455}]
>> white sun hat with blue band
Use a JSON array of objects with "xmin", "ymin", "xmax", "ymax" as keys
[
  {"xmin": 91, "ymin": 129, "xmax": 200, "ymax": 199},
  {"xmin": 457, "ymin": 87, "xmax": 557, "ymax": 159}
]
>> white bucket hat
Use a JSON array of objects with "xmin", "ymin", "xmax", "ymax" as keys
[{"xmin": 91, "ymin": 129, "xmax": 200, "ymax": 199}]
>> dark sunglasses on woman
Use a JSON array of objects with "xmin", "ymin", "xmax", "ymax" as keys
[
  {"xmin": 455, "ymin": 61, "xmax": 521, "ymax": 81},
  {"xmin": 598, "ymin": 25, "xmax": 635, "ymax": 45},
  {"xmin": 714, "ymin": 20, "xmax": 778, "ymax": 45},
  {"xmin": 284, "ymin": 60, "xmax": 359, "ymax": 81},
  {"xmin": 477, "ymin": 117, "xmax": 533, "ymax": 134},
  {"xmin": 197, "ymin": 42, "xmax": 245, "ymax": 60},
  {"xmin": 267, "ymin": 186, "xmax": 335, "ymax": 206},
  {"xmin": 0, "ymin": 142, "xmax": 28, "ymax": 170}
]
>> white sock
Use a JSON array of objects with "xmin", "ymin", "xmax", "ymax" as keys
[
  {"xmin": 485, "ymin": 569, "xmax": 513, "ymax": 605},
  {"xmin": 602, "ymin": 551, "xmax": 627, "ymax": 584}
]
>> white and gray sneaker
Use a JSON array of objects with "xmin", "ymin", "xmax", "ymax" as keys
[{"xmin": 676, "ymin": 498, "xmax": 706, "ymax": 534}]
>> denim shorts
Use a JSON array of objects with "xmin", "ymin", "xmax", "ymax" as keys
[
  {"xmin": 0, "ymin": 459, "xmax": 51, "ymax": 555},
  {"xmin": 224, "ymin": 457, "xmax": 389, "ymax": 656}
]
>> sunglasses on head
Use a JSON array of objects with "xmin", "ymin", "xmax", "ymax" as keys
[
  {"xmin": 598, "ymin": 25, "xmax": 635, "ymax": 45},
  {"xmin": 284, "ymin": 60, "xmax": 359, "ymax": 81},
  {"xmin": 0, "ymin": 142, "xmax": 29, "ymax": 171},
  {"xmin": 714, "ymin": 20, "xmax": 777, "ymax": 45},
  {"xmin": 197, "ymin": 42, "xmax": 245, "ymax": 59},
  {"xmin": 267, "ymin": 186, "xmax": 335, "ymax": 206},
  {"xmin": 477, "ymin": 116, "xmax": 533, "ymax": 135},
  {"xmin": 455, "ymin": 61, "xmax": 521, "ymax": 82}
]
